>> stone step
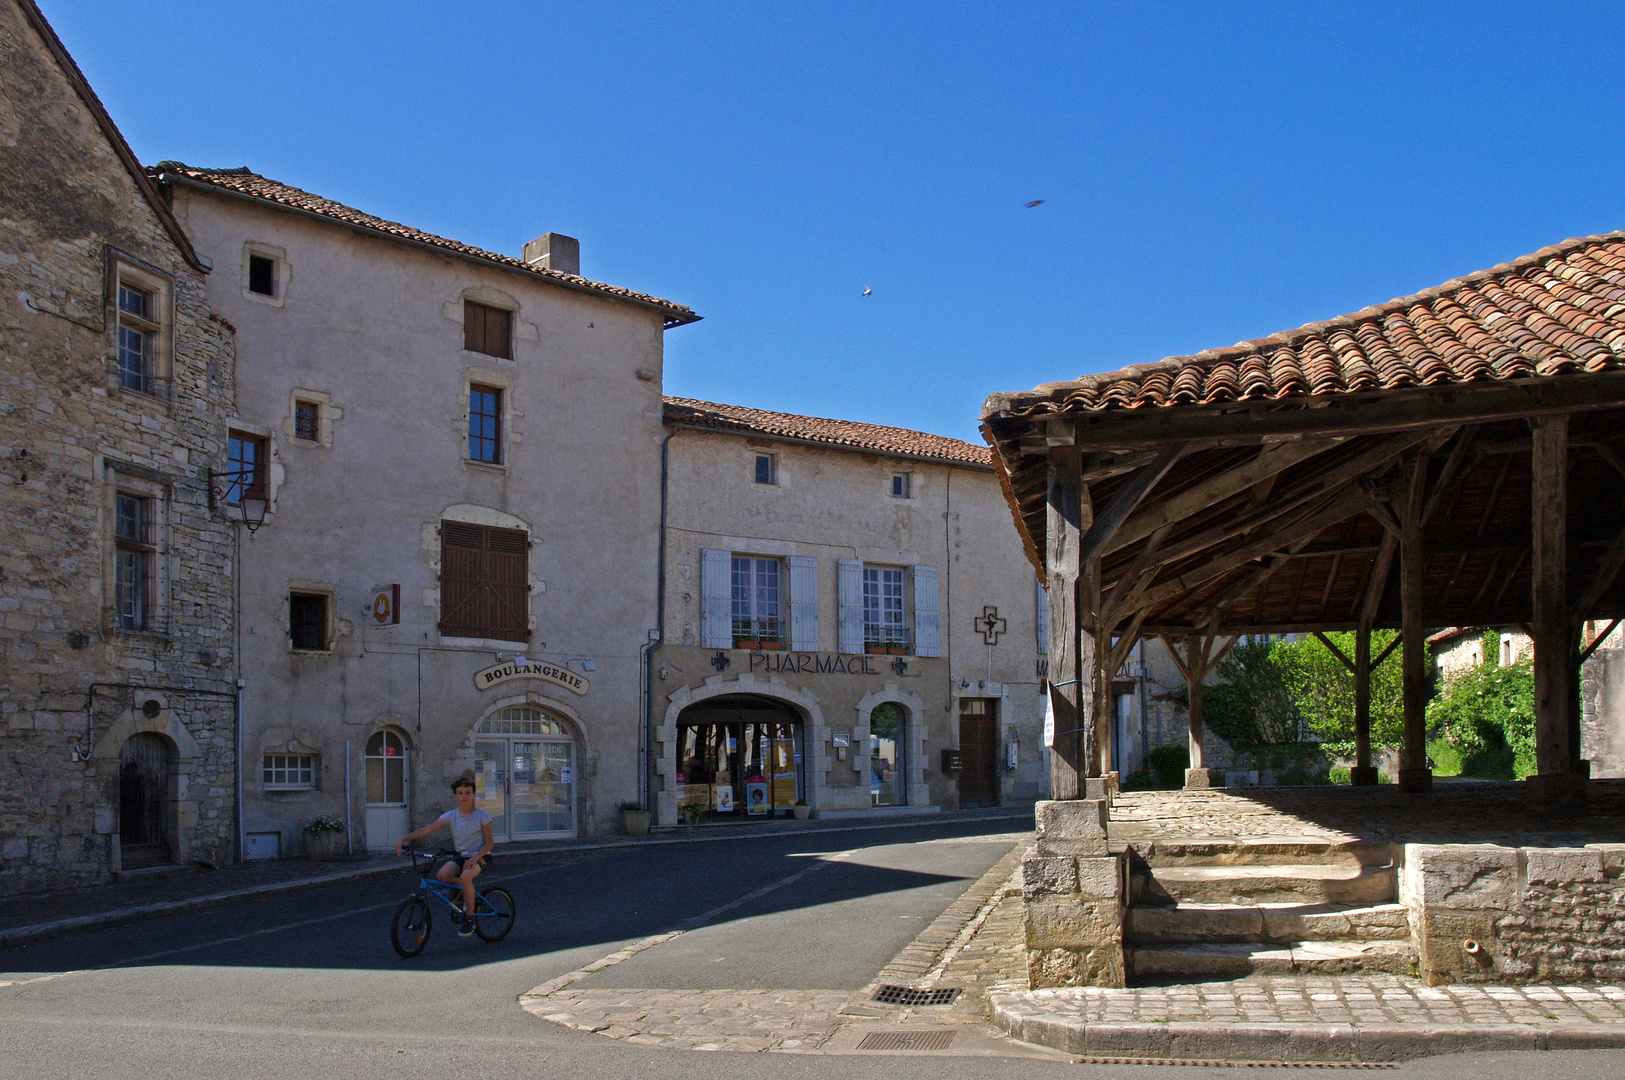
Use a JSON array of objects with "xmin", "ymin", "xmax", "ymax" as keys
[
  {"xmin": 1128, "ymin": 938, "xmax": 1415, "ymax": 981},
  {"xmin": 1135, "ymin": 862, "xmax": 1397, "ymax": 906},
  {"xmin": 1136, "ymin": 839, "xmax": 1395, "ymax": 868},
  {"xmin": 1127, "ymin": 902, "xmax": 1410, "ymax": 944}
]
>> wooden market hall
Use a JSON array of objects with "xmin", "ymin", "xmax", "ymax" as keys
[{"xmin": 982, "ymin": 232, "xmax": 1625, "ymax": 809}]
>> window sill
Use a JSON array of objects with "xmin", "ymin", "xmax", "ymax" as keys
[
  {"xmin": 289, "ymin": 648, "xmax": 334, "ymax": 657},
  {"xmin": 461, "ymin": 348, "xmax": 516, "ymax": 365},
  {"xmin": 465, "ymin": 459, "xmax": 508, "ymax": 474},
  {"xmin": 112, "ymin": 628, "xmax": 175, "ymax": 644},
  {"xmin": 439, "ymin": 633, "xmax": 531, "ymax": 648},
  {"xmin": 114, "ymin": 384, "xmax": 173, "ymax": 410},
  {"xmin": 263, "ymin": 786, "xmax": 318, "ymax": 794}
]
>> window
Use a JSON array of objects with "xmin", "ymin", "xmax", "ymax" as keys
[
  {"xmin": 365, "ymin": 730, "xmax": 405, "ymax": 804},
  {"xmin": 116, "ymin": 282, "xmax": 156, "ymax": 392},
  {"xmin": 248, "ymin": 254, "xmax": 276, "ymax": 297},
  {"xmin": 754, "ymin": 454, "xmax": 777, "ymax": 485},
  {"xmin": 891, "ymin": 473, "xmax": 910, "ymax": 499},
  {"xmin": 731, "ymin": 556, "xmax": 782, "ymax": 643},
  {"xmin": 289, "ymin": 592, "xmax": 329, "ymax": 651},
  {"xmin": 439, "ymin": 522, "xmax": 530, "ymax": 641},
  {"xmin": 263, "ymin": 754, "xmax": 316, "ymax": 790},
  {"xmin": 468, "ymin": 385, "xmax": 502, "ymax": 463},
  {"xmin": 115, "ymin": 493, "xmax": 155, "ymax": 631},
  {"xmin": 225, "ymin": 431, "xmax": 267, "ymax": 504},
  {"xmin": 863, "ymin": 566, "xmax": 907, "ymax": 647},
  {"xmin": 480, "ymin": 711, "xmax": 567, "ymax": 736},
  {"xmin": 463, "ymin": 300, "xmax": 512, "ymax": 359},
  {"xmin": 293, "ymin": 400, "xmax": 319, "ymax": 441}
]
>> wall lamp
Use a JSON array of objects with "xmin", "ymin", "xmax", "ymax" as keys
[{"xmin": 209, "ymin": 468, "xmax": 269, "ymax": 534}]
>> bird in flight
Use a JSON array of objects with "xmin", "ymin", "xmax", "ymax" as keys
[
  {"xmin": 1024, "ymin": 200, "xmax": 1045, "ymax": 208},
  {"xmin": 862, "ymin": 287, "xmax": 872, "ymax": 296}
]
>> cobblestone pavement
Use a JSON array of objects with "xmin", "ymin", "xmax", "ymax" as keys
[
  {"xmin": 519, "ymin": 835, "xmax": 1063, "ymax": 1057},
  {"xmin": 1110, "ymin": 781, "xmax": 1625, "ymax": 847}
]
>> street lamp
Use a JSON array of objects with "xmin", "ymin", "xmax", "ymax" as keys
[{"xmin": 209, "ymin": 468, "xmax": 269, "ymax": 534}]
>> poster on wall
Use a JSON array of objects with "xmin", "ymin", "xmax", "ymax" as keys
[
  {"xmin": 715, "ymin": 785, "xmax": 735, "ymax": 812},
  {"xmin": 770, "ymin": 738, "xmax": 796, "ymax": 808},
  {"xmin": 745, "ymin": 779, "xmax": 768, "ymax": 815}
]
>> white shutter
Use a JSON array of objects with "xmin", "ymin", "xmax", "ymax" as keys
[
  {"xmin": 788, "ymin": 556, "xmax": 819, "ymax": 651},
  {"xmin": 1035, "ymin": 574, "xmax": 1049, "ymax": 655},
  {"xmin": 700, "ymin": 548, "xmax": 732, "ymax": 648},
  {"xmin": 912, "ymin": 564, "xmax": 941, "ymax": 657},
  {"xmin": 837, "ymin": 558, "xmax": 864, "ymax": 655}
]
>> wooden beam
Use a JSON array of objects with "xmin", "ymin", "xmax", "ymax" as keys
[
  {"xmin": 1422, "ymin": 425, "xmax": 1479, "ymax": 525},
  {"xmin": 1373, "ymin": 632, "xmax": 1401, "ymax": 669},
  {"xmin": 1530, "ymin": 414, "xmax": 1577, "ymax": 783},
  {"xmin": 1361, "ymin": 532, "xmax": 1398, "ymax": 627},
  {"xmin": 1581, "ymin": 619, "xmax": 1621, "ymax": 665},
  {"xmin": 1101, "ymin": 525, "xmax": 1170, "ymax": 629},
  {"xmin": 1045, "ymin": 448, "xmax": 1088, "ymax": 800},
  {"xmin": 1399, "ymin": 452, "xmax": 1431, "ymax": 792},
  {"xmin": 1313, "ymin": 630, "xmax": 1356, "ymax": 673},
  {"xmin": 1077, "ymin": 443, "xmax": 1186, "ymax": 566},
  {"xmin": 1575, "ymin": 526, "xmax": 1625, "ymax": 618},
  {"xmin": 1139, "ymin": 487, "xmax": 1377, "ymax": 610},
  {"xmin": 1104, "ymin": 438, "xmax": 1339, "ymax": 555}
]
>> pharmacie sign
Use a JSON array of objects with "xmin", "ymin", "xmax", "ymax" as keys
[{"xmin": 472, "ymin": 659, "xmax": 590, "ymax": 696}]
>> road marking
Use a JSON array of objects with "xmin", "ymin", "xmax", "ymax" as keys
[{"xmin": 522, "ymin": 848, "xmax": 858, "ymax": 1000}]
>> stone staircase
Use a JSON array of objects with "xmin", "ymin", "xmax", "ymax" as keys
[{"xmin": 1124, "ymin": 839, "xmax": 1415, "ymax": 982}]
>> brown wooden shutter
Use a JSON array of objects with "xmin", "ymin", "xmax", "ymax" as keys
[
  {"xmin": 463, "ymin": 301, "xmax": 486, "ymax": 354},
  {"xmin": 439, "ymin": 522, "xmax": 529, "ymax": 641}
]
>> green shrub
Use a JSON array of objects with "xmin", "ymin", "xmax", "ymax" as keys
[
  {"xmin": 1147, "ymin": 744, "xmax": 1190, "ymax": 789},
  {"xmin": 1427, "ymin": 659, "xmax": 1535, "ymax": 779},
  {"xmin": 1329, "ymin": 766, "xmax": 1351, "ymax": 785},
  {"xmin": 1120, "ymin": 770, "xmax": 1155, "ymax": 791}
]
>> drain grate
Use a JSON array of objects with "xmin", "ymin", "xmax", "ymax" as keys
[
  {"xmin": 1073, "ymin": 1058, "xmax": 1399, "ymax": 1069},
  {"xmin": 873, "ymin": 985, "xmax": 961, "ymax": 1006},
  {"xmin": 858, "ymin": 1030, "xmax": 957, "ymax": 1051}
]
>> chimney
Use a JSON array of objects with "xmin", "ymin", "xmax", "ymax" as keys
[{"xmin": 522, "ymin": 233, "xmax": 580, "ymax": 276}]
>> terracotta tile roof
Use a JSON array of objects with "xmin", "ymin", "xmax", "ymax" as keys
[
  {"xmin": 664, "ymin": 398, "xmax": 993, "ymax": 468},
  {"xmin": 985, "ymin": 231, "xmax": 1625, "ymax": 419},
  {"xmin": 149, "ymin": 163, "xmax": 699, "ymax": 326}
]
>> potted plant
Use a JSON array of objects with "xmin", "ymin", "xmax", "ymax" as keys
[
  {"xmin": 620, "ymin": 800, "xmax": 651, "ymax": 837},
  {"xmin": 734, "ymin": 638, "xmax": 761, "ymax": 650},
  {"xmin": 304, "ymin": 813, "xmax": 346, "ymax": 861},
  {"xmin": 864, "ymin": 642, "xmax": 886, "ymax": 655},
  {"xmin": 759, "ymin": 639, "xmax": 782, "ymax": 651},
  {"xmin": 679, "ymin": 799, "xmax": 709, "ymax": 826},
  {"xmin": 792, "ymin": 800, "xmax": 812, "ymax": 821},
  {"xmin": 885, "ymin": 644, "xmax": 907, "ymax": 656}
]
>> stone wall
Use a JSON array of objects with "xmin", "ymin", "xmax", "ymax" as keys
[
  {"xmin": 0, "ymin": 0, "xmax": 237, "ymax": 895},
  {"xmin": 1022, "ymin": 800, "xmax": 1127, "ymax": 988},
  {"xmin": 1404, "ymin": 843, "xmax": 1625, "ymax": 985}
]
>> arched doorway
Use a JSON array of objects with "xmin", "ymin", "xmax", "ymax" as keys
[
  {"xmin": 675, "ymin": 694, "xmax": 804, "ymax": 820},
  {"xmin": 474, "ymin": 706, "xmax": 576, "ymax": 840},
  {"xmin": 869, "ymin": 702, "xmax": 907, "ymax": 806},
  {"xmin": 119, "ymin": 732, "xmax": 172, "ymax": 868},
  {"xmin": 365, "ymin": 729, "xmax": 411, "ymax": 852}
]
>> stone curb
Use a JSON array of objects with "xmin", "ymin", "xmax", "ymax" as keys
[
  {"xmin": 989, "ymin": 997, "xmax": 1625, "ymax": 1062},
  {"xmin": 0, "ymin": 809, "xmax": 1031, "ymax": 950}
]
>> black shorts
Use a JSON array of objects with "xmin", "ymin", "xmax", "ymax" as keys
[{"xmin": 445, "ymin": 853, "xmax": 490, "ymax": 874}]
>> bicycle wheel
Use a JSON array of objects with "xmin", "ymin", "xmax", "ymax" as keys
[
  {"xmin": 473, "ymin": 886, "xmax": 515, "ymax": 942},
  {"xmin": 391, "ymin": 896, "xmax": 432, "ymax": 957}
]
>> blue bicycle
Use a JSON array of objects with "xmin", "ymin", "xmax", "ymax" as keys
[{"xmin": 391, "ymin": 846, "xmax": 516, "ymax": 957}]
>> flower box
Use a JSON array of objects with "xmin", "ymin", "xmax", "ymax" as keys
[{"xmin": 864, "ymin": 644, "xmax": 886, "ymax": 654}]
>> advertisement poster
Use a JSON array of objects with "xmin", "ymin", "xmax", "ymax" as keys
[
  {"xmin": 771, "ymin": 738, "xmax": 796, "ymax": 808},
  {"xmin": 715, "ymin": 785, "xmax": 735, "ymax": 812},
  {"xmin": 745, "ymin": 780, "xmax": 768, "ymax": 815}
]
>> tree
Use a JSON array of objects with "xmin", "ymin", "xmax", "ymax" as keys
[
  {"xmin": 1212, "ymin": 639, "xmax": 1301, "ymax": 747},
  {"xmin": 1427, "ymin": 658, "xmax": 1535, "ymax": 778},
  {"xmin": 1272, "ymin": 631, "xmax": 1404, "ymax": 757}
]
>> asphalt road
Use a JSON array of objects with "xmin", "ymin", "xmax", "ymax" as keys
[{"xmin": 2, "ymin": 812, "xmax": 1624, "ymax": 1079}]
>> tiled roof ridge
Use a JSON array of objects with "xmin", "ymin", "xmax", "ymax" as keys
[
  {"xmin": 149, "ymin": 161, "xmax": 698, "ymax": 323},
  {"xmin": 663, "ymin": 396, "xmax": 993, "ymax": 467},
  {"xmin": 992, "ymin": 229, "xmax": 1625, "ymax": 416}
]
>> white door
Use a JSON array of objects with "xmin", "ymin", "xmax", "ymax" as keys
[{"xmin": 365, "ymin": 729, "xmax": 410, "ymax": 851}]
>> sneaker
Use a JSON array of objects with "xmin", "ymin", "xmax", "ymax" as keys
[{"xmin": 458, "ymin": 918, "xmax": 475, "ymax": 937}]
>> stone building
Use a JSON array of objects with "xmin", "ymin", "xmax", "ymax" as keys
[
  {"xmin": 151, "ymin": 163, "xmax": 699, "ymax": 854},
  {"xmin": 652, "ymin": 398, "xmax": 1049, "ymax": 825},
  {"xmin": 0, "ymin": 0, "xmax": 238, "ymax": 894}
]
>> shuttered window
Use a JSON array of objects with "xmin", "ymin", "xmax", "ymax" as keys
[
  {"xmin": 463, "ymin": 300, "xmax": 512, "ymax": 359},
  {"xmin": 439, "ymin": 521, "xmax": 530, "ymax": 641}
]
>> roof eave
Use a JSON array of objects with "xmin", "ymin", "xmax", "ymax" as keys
[
  {"xmin": 157, "ymin": 171, "xmax": 701, "ymax": 326},
  {"xmin": 663, "ymin": 419, "xmax": 994, "ymax": 472}
]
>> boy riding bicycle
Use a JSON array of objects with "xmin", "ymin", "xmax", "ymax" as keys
[{"xmin": 396, "ymin": 776, "xmax": 494, "ymax": 936}]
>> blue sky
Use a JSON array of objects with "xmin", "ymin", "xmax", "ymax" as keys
[{"xmin": 43, "ymin": 1, "xmax": 1625, "ymax": 443}]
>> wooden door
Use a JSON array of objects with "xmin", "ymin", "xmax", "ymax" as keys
[
  {"xmin": 958, "ymin": 701, "xmax": 999, "ymax": 807},
  {"xmin": 119, "ymin": 732, "xmax": 171, "ymax": 868}
]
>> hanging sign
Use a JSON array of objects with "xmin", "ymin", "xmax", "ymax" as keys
[
  {"xmin": 370, "ymin": 584, "xmax": 401, "ymax": 626},
  {"xmin": 472, "ymin": 659, "xmax": 590, "ymax": 695}
]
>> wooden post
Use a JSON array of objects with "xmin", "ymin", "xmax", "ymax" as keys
[
  {"xmin": 1398, "ymin": 455, "xmax": 1432, "ymax": 793},
  {"xmin": 1187, "ymin": 638, "xmax": 1206, "ymax": 778},
  {"xmin": 1351, "ymin": 624, "xmax": 1379, "ymax": 785},
  {"xmin": 1529, "ymin": 415, "xmax": 1585, "ymax": 807},
  {"xmin": 1046, "ymin": 449, "xmax": 1089, "ymax": 800}
]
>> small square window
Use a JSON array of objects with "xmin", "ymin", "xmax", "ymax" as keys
[
  {"xmin": 263, "ymin": 753, "xmax": 316, "ymax": 790},
  {"xmin": 891, "ymin": 473, "xmax": 910, "ymax": 498},
  {"xmin": 469, "ymin": 385, "xmax": 502, "ymax": 464},
  {"xmin": 464, "ymin": 300, "xmax": 512, "ymax": 359},
  {"xmin": 294, "ymin": 400, "xmax": 319, "ymax": 441},
  {"xmin": 754, "ymin": 454, "xmax": 777, "ymax": 485},
  {"xmin": 290, "ymin": 592, "xmax": 329, "ymax": 651},
  {"xmin": 248, "ymin": 254, "xmax": 276, "ymax": 297}
]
